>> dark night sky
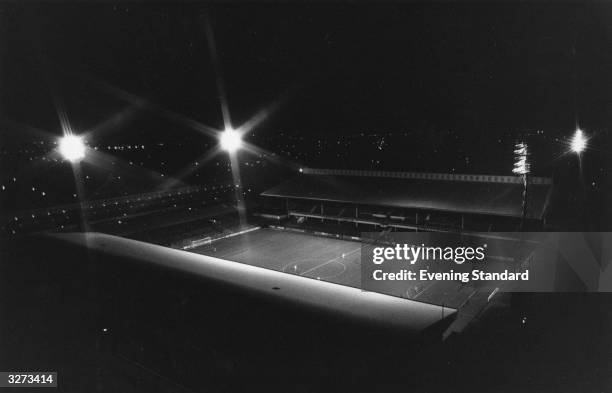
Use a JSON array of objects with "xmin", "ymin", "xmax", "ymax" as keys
[{"xmin": 1, "ymin": 3, "xmax": 611, "ymax": 142}]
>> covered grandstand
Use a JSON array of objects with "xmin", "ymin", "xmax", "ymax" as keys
[{"xmin": 260, "ymin": 168, "xmax": 554, "ymax": 233}]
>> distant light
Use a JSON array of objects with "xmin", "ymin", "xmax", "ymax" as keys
[
  {"xmin": 58, "ymin": 134, "xmax": 86, "ymax": 162},
  {"xmin": 219, "ymin": 128, "xmax": 242, "ymax": 152},
  {"xmin": 299, "ymin": 168, "xmax": 304, "ymax": 173},
  {"xmin": 513, "ymin": 141, "xmax": 530, "ymax": 175},
  {"xmin": 571, "ymin": 129, "xmax": 587, "ymax": 154}
]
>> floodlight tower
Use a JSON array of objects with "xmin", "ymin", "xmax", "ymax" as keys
[
  {"xmin": 570, "ymin": 128, "xmax": 589, "ymax": 229},
  {"xmin": 57, "ymin": 133, "xmax": 90, "ymax": 232},
  {"xmin": 513, "ymin": 141, "xmax": 530, "ymax": 231},
  {"xmin": 219, "ymin": 127, "xmax": 247, "ymax": 225}
]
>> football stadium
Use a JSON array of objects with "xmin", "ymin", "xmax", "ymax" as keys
[
  {"xmin": 180, "ymin": 167, "xmax": 553, "ymax": 311},
  {"xmin": 2, "ymin": 3, "xmax": 612, "ymax": 393}
]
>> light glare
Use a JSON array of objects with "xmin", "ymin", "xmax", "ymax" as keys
[
  {"xmin": 571, "ymin": 129, "xmax": 586, "ymax": 154},
  {"xmin": 58, "ymin": 135, "xmax": 86, "ymax": 162},
  {"xmin": 219, "ymin": 128, "xmax": 242, "ymax": 152}
]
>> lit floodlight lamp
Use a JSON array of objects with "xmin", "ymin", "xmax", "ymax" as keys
[
  {"xmin": 512, "ymin": 141, "xmax": 530, "ymax": 175},
  {"xmin": 571, "ymin": 129, "xmax": 587, "ymax": 154},
  {"xmin": 513, "ymin": 159, "xmax": 529, "ymax": 175},
  {"xmin": 58, "ymin": 134, "xmax": 86, "ymax": 162},
  {"xmin": 219, "ymin": 128, "xmax": 242, "ymax": 152}
]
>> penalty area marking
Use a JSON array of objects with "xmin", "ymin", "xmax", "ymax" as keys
[
  {"xmin": 281, "ymin": 258, "xmax": 348, "ymax": 280},
  {"xmin": 298, "ymin": 247, "xmax": 361, "ymax": 278},
  {"xmin": 182, "ymin": 226, "xmax": 261, "ymax": 250}
]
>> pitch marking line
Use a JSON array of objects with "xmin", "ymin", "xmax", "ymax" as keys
[{"xmin": 299, "ymin": 247, "xmax": 361, "ymax": 277}]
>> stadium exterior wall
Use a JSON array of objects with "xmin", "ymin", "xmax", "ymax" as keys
[{"xmin": 52, "ymin": 232, "xmax": 455, "ymax": 332}]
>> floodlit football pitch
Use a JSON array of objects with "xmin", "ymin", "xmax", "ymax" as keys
[
  {"xmin": 189, "ymin": 227, "xmax": 475, "ymax": 308},
  {"xmin": 190, "ymin": 228, "xmax": 362, "ymax": 287}
]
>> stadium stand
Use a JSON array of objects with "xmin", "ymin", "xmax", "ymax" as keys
[
  {"xmin": 2, "ymin": 182, "xmax": 235, "ymax": 237},
  {"xmin": 261, "ymin": 168, "xmax": 553, "ymax": 234}
]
